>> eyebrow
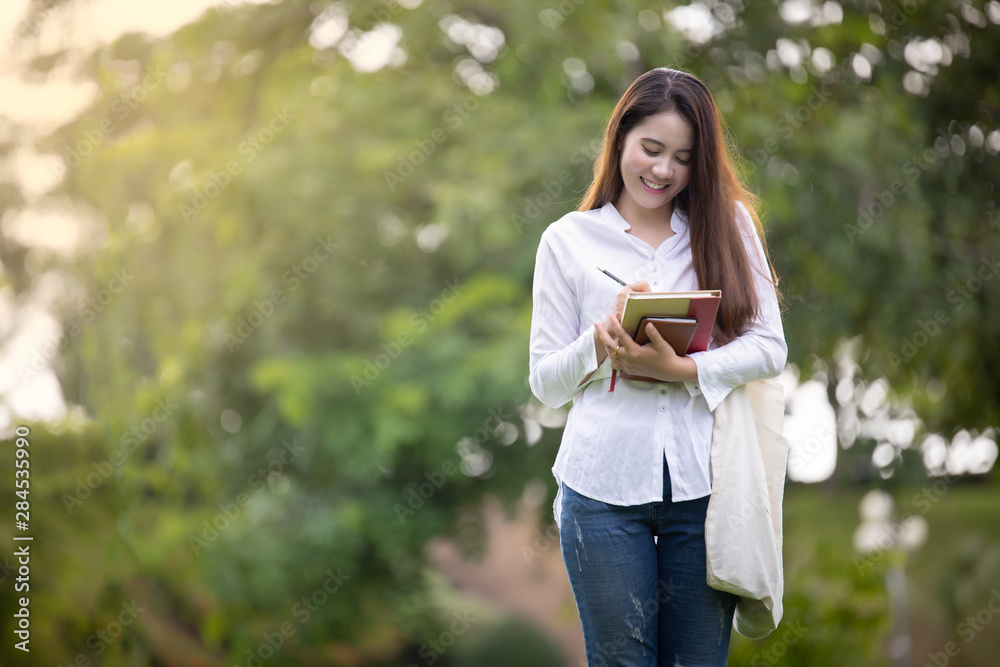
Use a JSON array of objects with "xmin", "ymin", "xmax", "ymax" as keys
[{"xmin": 641, "ymin": 138, "xmax": 692, "ymax": 153}]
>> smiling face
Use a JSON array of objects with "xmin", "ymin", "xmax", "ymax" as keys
[{"xmin": 613, "ymin": 109, "xmax": 694, "ymax": 226}]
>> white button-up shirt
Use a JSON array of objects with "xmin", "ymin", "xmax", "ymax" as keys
[{"xmin": 528, "ymin": 201, "xmax": 786, "ymax": 505}]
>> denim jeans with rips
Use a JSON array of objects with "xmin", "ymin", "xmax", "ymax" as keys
[{"xmin": 559, "ymin": 460, "xmax": 737, "ymax": 667}]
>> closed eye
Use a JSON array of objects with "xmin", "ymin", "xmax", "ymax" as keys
[{"xmin": 643, "ymin": 146, "xmax": 690, "ymax": 164}]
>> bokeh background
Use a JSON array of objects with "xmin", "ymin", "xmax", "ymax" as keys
[{"xmin": 1, "ymin": 0, "xmax": 999, "ymax": 665}]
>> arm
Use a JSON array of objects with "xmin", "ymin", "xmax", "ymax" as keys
[
  {"xmin": 594, "ymin": 210, "xmax": 786, "ymax": 403},
  {"xmin": 686, "ymin": 219, "xmax": 787, "ymax": 410},
  {"xmin": 528, "ymin": 239, "xmax": 601, "ymax": 408}
]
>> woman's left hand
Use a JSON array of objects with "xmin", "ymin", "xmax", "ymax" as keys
[{"xmin": 594, "ymin": 318, "xmax": 696, "ymax": 383}]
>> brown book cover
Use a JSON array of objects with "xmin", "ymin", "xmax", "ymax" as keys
[{"xmin": 634, "ymin": 317, "xmax": 698, "ymax": 351}]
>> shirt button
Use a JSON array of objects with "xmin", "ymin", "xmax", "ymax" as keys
[
  {"xmin": 660, "ymin": 389, "xmax": 667, "ymax": 395},
  {"xmin": 652, "ymin": 266, "xmax": 658, "ymax": 272},
  {"xmin": 649, "ymin": 254, "xmax": 655, "ymax": 261},
  {"xmin": 659, "ymin": 405, "xmax": 667, "ymax": 412}
]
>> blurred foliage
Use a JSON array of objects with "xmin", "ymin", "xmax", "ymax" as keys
[
  {"xmin": 1, "ymin": 0, "xmax": 999, "ymax": 664},
  {"xmin": 730, "ymin": 537, "xmax": 890, "ymax": 666},
  {"xmin": 451, "ymin": 617, "xmax": 567, "ymax": 666}
]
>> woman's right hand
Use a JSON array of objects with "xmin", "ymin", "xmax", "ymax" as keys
[{"xmin": 594, "ymin": 281, "xmax": 650, "ymax": 365}]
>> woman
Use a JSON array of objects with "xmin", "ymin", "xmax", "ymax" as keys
[{"xmin": 528, "ymin": 68, "xmax": 786, "ymax": 665}]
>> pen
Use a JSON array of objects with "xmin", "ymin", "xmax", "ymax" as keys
[
  {"xmin": 596, "ymin": 266, "xmax": 627, "ymax": 393},
  {"xmin": 596, "ymin": 266, "xmax": 627, "ymax": 286}
]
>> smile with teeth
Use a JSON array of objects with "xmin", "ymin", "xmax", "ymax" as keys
[{"xmin": 641, "ymin": 177, "xmax": 668, "ymax": 190}]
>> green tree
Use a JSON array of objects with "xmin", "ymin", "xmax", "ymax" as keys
[{"xmin": 3, "ymin": 0, "xmax": 999, "ymax": 664}]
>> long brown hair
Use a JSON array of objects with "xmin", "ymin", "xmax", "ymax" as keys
[{"xmin": 579, "ymin": 68, "xmax": 779, "ymax": 344}]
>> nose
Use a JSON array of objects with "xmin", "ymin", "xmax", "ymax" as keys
[{"xmin": 651, "ymin": 159, "xmax": 672, "ymax": 180}]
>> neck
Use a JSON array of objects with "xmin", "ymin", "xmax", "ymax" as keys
[{"xmin": 614, "ymin": 196, "xmax": 675, "ymax": 231}]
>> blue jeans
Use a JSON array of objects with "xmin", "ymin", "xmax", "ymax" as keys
[{"xmin": 559, "ymin": 463, "xmax": 737, "ymax": 666}]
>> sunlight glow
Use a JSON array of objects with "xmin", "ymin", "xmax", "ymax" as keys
[{"xmin": 665, "ymin": 4, "xmax": 724, "ymax": 44}]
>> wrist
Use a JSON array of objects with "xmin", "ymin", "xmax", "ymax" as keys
[
  {"xmin": 594, "ymin": 326, "xmax": 607, "ymax": 365},
  {"xmin": 665, "ymin": 356, "xmax": 698, "ymax": 383}
]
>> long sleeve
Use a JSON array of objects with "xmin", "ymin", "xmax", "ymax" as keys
[
  {"xmin": 528, "ymin": 237, "xmax": 600, "ymax": 408},
  {"xmin": 687, "ymin": 216, "xmax": 787, "ymax": 411},
  {"xmin": 528, "ymin": 202, "xmax": 778, "ymax": 506}
]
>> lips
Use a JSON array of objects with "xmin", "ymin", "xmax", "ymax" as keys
[{"xmin": 640, "ymin": 176, "xmax": 669, "ymax": 191}]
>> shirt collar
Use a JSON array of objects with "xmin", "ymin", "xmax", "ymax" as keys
[{"xmin": 600, "ymin": 200, "xmax": 688, "ymax": 234}]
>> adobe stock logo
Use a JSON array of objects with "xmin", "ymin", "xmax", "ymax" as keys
[
  {"xmin": 539, "ymin": 0, "xmax": 586, "ymax": 29},
  {"xmin": 924, "ymin": 588, "xmax": 1000, "ymax": 667},
  {"xmin": 62, "ymin": 397, "xmax": 179, "ymax": 514},
  {"xmin": 188, "ymin": 439, "xmax": 305, "ymax": 556},
  {"xmin": 223, "ymin": 235, "xmax": 339, "ymax": 352},
  {"xmin": 349, "ymin": 278, "xmax": 466, "ymax": 394},
  {"xmin": 59, "ymin": 66, "xmax": 168, "ymax": 172},
  {"xmin": 180, "ymin": 106, "xmax": 295, "ymax": 223},
  {"xmin": 383, "ymin": 95, "xmax": 481, "ymax": 192},
  {"xmin": 886, "ymin": 254, "xmax": 999, "ymax": 370}
]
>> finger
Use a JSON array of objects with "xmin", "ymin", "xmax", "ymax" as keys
[
  {"xmin": 643, "ymin": 321, "xmax": 666, "ymax": 349},
  {"xmin": 644, "ymin": 322, "xmax": 679, "ymax": 357},
  {"xmin": 608, "ymin": 316, "xmax": 635, "ymax": 349},
  {"xmin": 644, "ymin": 321, "xmax": 662, "ymax": 345},
  {"xmin": 594, "ymin": 321, "xmax": 618, "ymax": 350},
  {"xmin": 596, "ymin": 328, "xmax": 621, "ymax": 368},
  {"xmin": 614, "ymin": 296, "xmax": 628, "ymax": 321},
  {"xmin": 615, "ymin": 281, "xmax": 651, "ymax": 320}
]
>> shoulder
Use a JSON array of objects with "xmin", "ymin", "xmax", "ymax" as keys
[
  {"xmin": 732, "ymin": 200, "xmax": 763, "ymax": 244},
  {"xmin": 734, "ymin": 200, "xmax": 754, "ymax": 229},
  {"xmin": 731, "ymin": 200, "xmax": 773, "ymax": 272},
  {"xmin": 539, "ymin": 206, "xmax": 606, "ymax": 248}
]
